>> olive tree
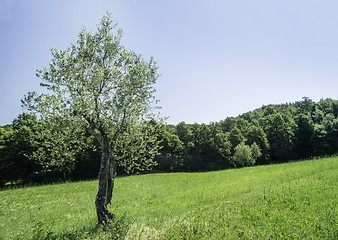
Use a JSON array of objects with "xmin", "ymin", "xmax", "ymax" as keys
[{"xmin": 22, "ymin": 13, "xmax": 160, "ymax": 224}]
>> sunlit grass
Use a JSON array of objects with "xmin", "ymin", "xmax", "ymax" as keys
[
  {"xmin": 0, "ymin": 156, "xmax": 337, "ymax": 239},
  {"xmin": 0, "ymin": 181, "xmax": 98, "ymax": 239}
]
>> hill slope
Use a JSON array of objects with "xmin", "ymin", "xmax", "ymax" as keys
[{"xmin": 0, "ymin": 156, "xmax": 337, "ymax": 239}]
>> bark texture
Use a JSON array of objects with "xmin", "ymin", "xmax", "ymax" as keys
[{"xmin": 95, "ymin": 139, "xmax": 117, "ymax": 224}]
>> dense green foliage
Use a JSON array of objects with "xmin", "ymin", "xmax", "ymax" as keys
[
  {"xmin": 156, "ymin": 97, "xmax": 338, "ymax": 171},
  {"xmin": 0, "ymin": 113, "xmax": 101, "ymax": 185},
  {"xmin": 1, "ymin": 97, "xmax": 338, "ymax": 185},
  {"xmin": 0, "ymin": 114, "xmax": 162, "ymax": 185},
  {"xmin": 0, "ymin": 157, "xmax": 336, "ymax": 239}
]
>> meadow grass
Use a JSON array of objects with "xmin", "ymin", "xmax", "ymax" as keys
[{"xmin": 0, "ymin": 156, "xmax": 337, "ymax": 239}]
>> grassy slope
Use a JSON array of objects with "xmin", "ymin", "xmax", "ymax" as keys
[{"xmin": 0, "ymin": 156, "xmax": 337, "ymax": 239}]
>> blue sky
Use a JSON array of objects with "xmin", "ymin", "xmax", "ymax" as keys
[{"xmin": 1, "ymin": 0, "xmax": 338, "ymax": 125}]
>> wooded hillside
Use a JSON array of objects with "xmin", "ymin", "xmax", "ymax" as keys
[{"xmin": 1, "ymin": 97, "xmax": 337, "ymax": 185}]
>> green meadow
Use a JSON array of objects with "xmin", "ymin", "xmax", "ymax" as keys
[{"xmin": 0, "ymin": 156, "xmax": 337, "ymax": 239}]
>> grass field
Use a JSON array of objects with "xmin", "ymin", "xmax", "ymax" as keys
[{"xmin": 0, "ymin": 156, "xmax": 337, "ymax": 239}]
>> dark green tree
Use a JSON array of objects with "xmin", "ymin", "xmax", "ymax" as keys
[
  {"xmin": 294, "ymin": 114, "xmax": 315, "ymax": 159},
  {"xmin": 0, "ymin": 114, "xmax": 40, "ymax": 185},
  {"xmin": 211, "ymin": 125, "xmax": 232, "ymax": 169},
  {"xmin": 245, "ymin": 125, "xmax": 270, "ymax": 164},
  {"xmin": 228, "ymin": 127, "xmax": 245, "ymax": 155},
  {"xmin": 155, "ymin": 125, "xmax": 185, "ymax": 171},
  {"xmin": 175, "ymin": 122, "xmax": 195, "ymax": 170},
  {"xmin": 261, "ymin": 113, "xmax": 296, "ymax": 162}
]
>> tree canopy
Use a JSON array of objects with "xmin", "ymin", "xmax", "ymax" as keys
[{"xmin": 21, "ymin": 12, "xmax": 161, "ymax": 224}]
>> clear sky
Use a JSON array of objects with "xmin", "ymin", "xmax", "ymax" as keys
[{"xmin": 1, "ymin": 0, "xmax": 338, "ymax": 125}]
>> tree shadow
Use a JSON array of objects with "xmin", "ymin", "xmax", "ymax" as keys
[{"xmin": 29, "ymin": 214, "xmax": 132, "ymax": 240}]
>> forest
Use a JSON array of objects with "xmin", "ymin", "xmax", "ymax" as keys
[{"xmin": 1, "ymin": 97, "xmax": 337, "ymax": 186}]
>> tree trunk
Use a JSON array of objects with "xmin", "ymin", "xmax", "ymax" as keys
[{"xmin": 95, "ymin": 140, "xmax": 117, "ymax": 224}]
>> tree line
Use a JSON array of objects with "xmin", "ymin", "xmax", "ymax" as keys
[
  {"xmin": 1, "ymin": 97, "xmax": 337, "ymax": 185},
  {"xmin": 157, "ymin": 97, "xmax": 338, "ymax": 172}
]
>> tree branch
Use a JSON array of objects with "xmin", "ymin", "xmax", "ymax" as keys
[{"xmin": 112, "ymin": 108, "xmax": 127, "ymax": 143}]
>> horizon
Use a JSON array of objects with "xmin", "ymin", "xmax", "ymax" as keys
[{"xmin": 1, "ymin": 0, "xmax": 338, "ymax": 125}]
